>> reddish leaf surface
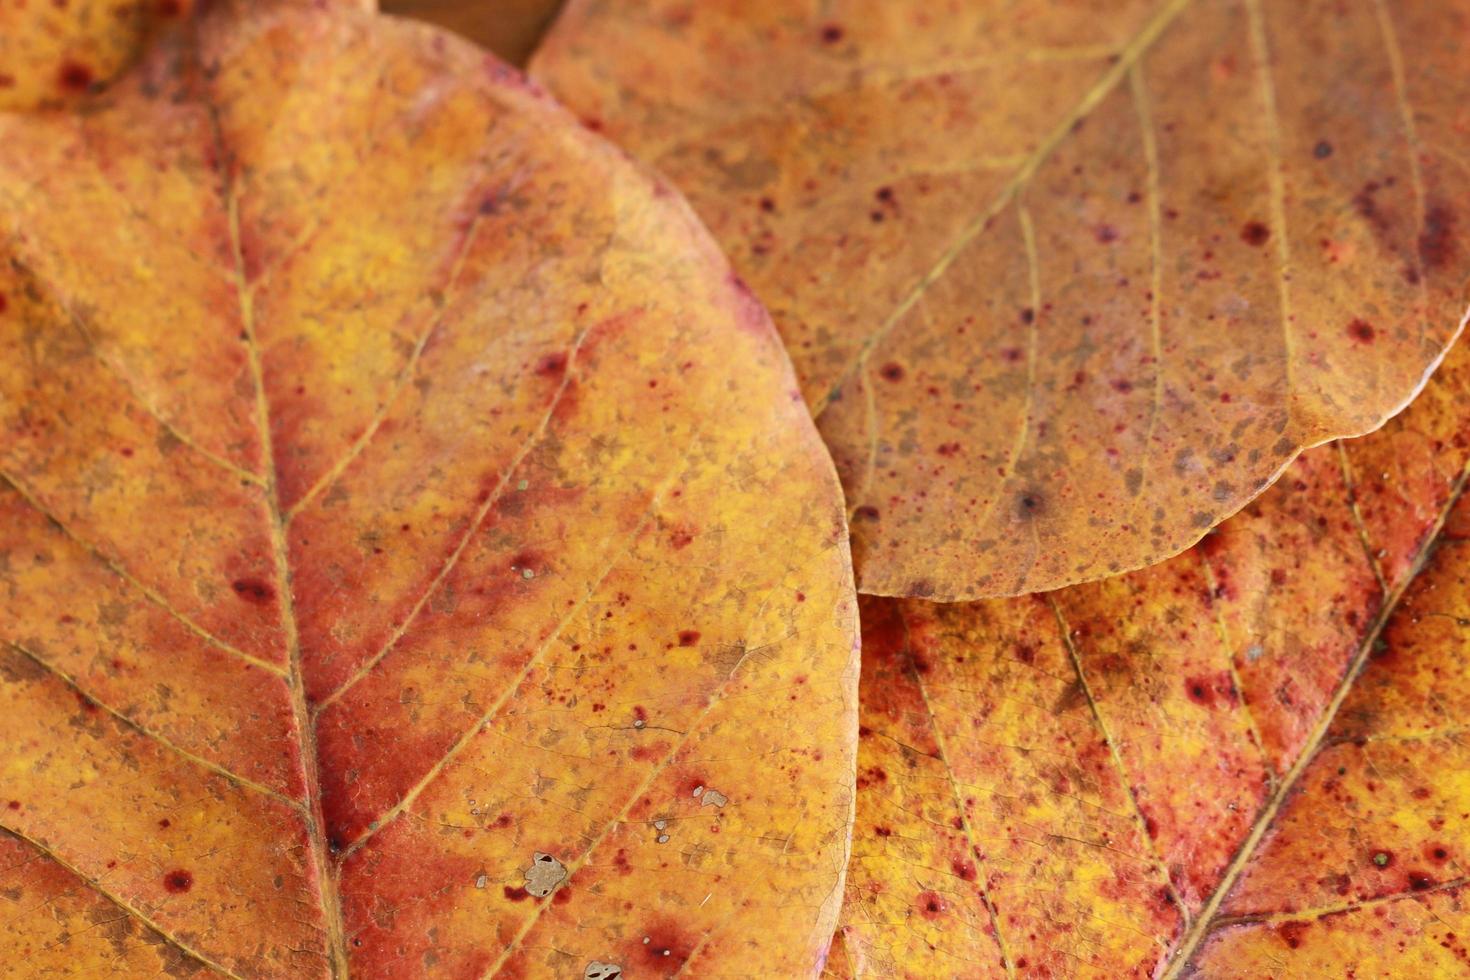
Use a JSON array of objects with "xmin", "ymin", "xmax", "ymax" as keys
[
  {"xmin": 0, "ymin": 3, "xmax": 858, "ymax": 976},
  {"xmin": 828, "ymin": 307, "xmax": 1470, "ymax": 973},
  {"xmin": 532, "ymin": 0, "xmax": 1470, "ymax": 599}
]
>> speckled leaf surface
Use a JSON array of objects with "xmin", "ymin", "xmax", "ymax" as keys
[
  {"xmin": 0, "ymin": 2, "xmax": 859, "ymax": 976},
  {"xmin": 827, "ymin": 310, "xmax": 1470, "ymax": 975},
  {"xmin": 0, "ymin": 0, "xmax": 195, "ymax": 109},
  {"xmin": 531, "ymin": 0, "xmax": 1470, "ymax": 599}
]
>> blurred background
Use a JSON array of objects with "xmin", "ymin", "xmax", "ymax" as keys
[{"xmin": 381, "ymin": 0, "xmax": 565, "ymax": 66}]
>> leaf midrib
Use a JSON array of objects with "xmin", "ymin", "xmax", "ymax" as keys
[
  {"xmin": 203, "ymin": 63, "xmax": 351, "ymax": 977},
  {"xmin": 1160, "ymin": 461, "xmax": 1470, "ymax": 974}
]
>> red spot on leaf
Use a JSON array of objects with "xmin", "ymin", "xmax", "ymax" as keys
[
  {"xmin": 162, "ymin": 869, "xmax": 193, "ymax": 894},
  {"xmin": 231, "ymin": 577, "xmax": 275, "ymax": 605},
  {"xmin": 916, "ymin": 890, "xmax": 946, "ymax": 919},
  {"xmin": 1240, "ymin": 221, "xmax": 1271, "ymax": 246},
  {"xmin": 57, "ymin": 61, "xmax": 95, "ymax": 93},
  {"xmin": 534, "ymin": 351, "xmax": 568, "ymax": 378},
  {"xmin": 1419, "ymin": 204, "xmax": 1456, "ymax": 271},
  {"xmin": 1277, "ymin": 920, "xmax": 1310, "ymax": 950}
]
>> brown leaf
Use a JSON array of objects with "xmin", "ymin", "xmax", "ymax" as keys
[
  {"xmin": 826, "ymin": 281, "xmax": 1470, "ymax": 974},
  {"xmin": 380, "ymin": 0, "xmax": 566, "ymax": 66},
  {"xmin": 0, "ymin": 3, "xmax": 858, "ymax": 976},
  {"xmin": 531, "ymin": 0, "xmax": 1470, "ymax": 598}
]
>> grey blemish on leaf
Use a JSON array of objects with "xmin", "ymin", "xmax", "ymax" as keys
[
  {"xmin": 517, "ymin": 479, "xmax": 528, "ymax": 491},
  {"xmin": 474, "ymin": 872, "xmax": 488, "ymax": 889},
  {"xmin": 522, "ymin": 852, "xmax": 567, "ymax": 898},
  {"xmin": 584, "ymin": 963, "xmax": 623, "ymax": 980},
  {"xmin": 700, "ymin": 788, "xmax": 728, "ymax": 808}
]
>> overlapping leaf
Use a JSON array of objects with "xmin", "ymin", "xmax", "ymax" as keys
[
  {"xmin": 532, "ymin": 0, "xmax": 1470, "ymax": 598},
  {"xmin": 828, "ymin": 298, "xmax": 1470, "ymax": 975},
  {"xmin": 0, "ymin": 2, "xmax": 858, "ymax": 976}
]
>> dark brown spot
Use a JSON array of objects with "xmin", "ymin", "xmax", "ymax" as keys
[
  {"xmin": 853, "ymin": 505, "xmax": 880, "ymax": 521},
  {"xmin": 162, "ymin": 870, "xmax": 193, "ymax": 894},
  {"xmin": 820, "ymin": 24, "xmax": 844, "ymax": 43},
  {"xmin": 57, "ymin": 61, "xmax": 95, "ymax": 93},
  {"xmin": 916, "ymin": 890, "xmax": 945, "ymax": 919},
  {"xmin": 878, "ymin": 362, "xmax": 905, "ymax": 382},
  {"xmin": 1241, "ymin": 221, "xmax": 1270, "ymax": 247},
  {"xmin": 677, "ymin": 630, "xmax": 701, "ymax": 647},
  {"xmin": 1347, "ymin": 319, "xmax": 1376, "ymax": 344},
  {"xmin": 1016, "ymin": 490, "xmax": 1045, "ymax": 519},
  {"xmin": 1419, "ymin": 204, "xmax": 1456, "ymax": 271},
  {"xmin": 534, "ymin": 351, "xmax": 568, "ymax": 378},
  {"xmin": 1314, "ymin": 140, "xmax": 1333, "ymax": 159},
  {"xmin": 231, "ymin": 578, "xmax": 275, "ymax": 605},
  {"xmin": 1277, "ymin": 920, "xmax": 1310, "ymax": 950}
]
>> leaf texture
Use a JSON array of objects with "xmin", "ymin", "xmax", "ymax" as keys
[
  {"xmin": 531, "ymin": 0, "xmax": 1470, "ymax": 599},
  {"xmin": 0, "ymin": 0, "xmax": 195, "ymax": 110},
  {"xmin": 828, "ymin": 303, "xmax": 1470, "ymax": 975},
  {"xmin": 0, "ymin": 3, "xmax": 859, "ymax": 976}
]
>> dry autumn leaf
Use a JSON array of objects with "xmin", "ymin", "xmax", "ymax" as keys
[
  {"xmin": 829, "ymin": 318, "xmax": 1470, "ymax": 975},
  {"xmin": 532, "ymin": 0, "xmax": 1470, "ymax": 599},
  {"xmin": 0, "ymin": 2, "xmax": 859, "ymax": 976}
]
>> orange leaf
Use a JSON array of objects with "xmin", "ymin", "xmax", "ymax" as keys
[
  {"xmin": 531, "ymin": 0, "xmax": 1470, "ymax": 598},
  {"xmin": 829, "ymin": 313, "xmax": 1470, "ymax": 974},
  {"xmin": 0, "ymin": 3, "xmax": 858, "ymax": 976}
]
